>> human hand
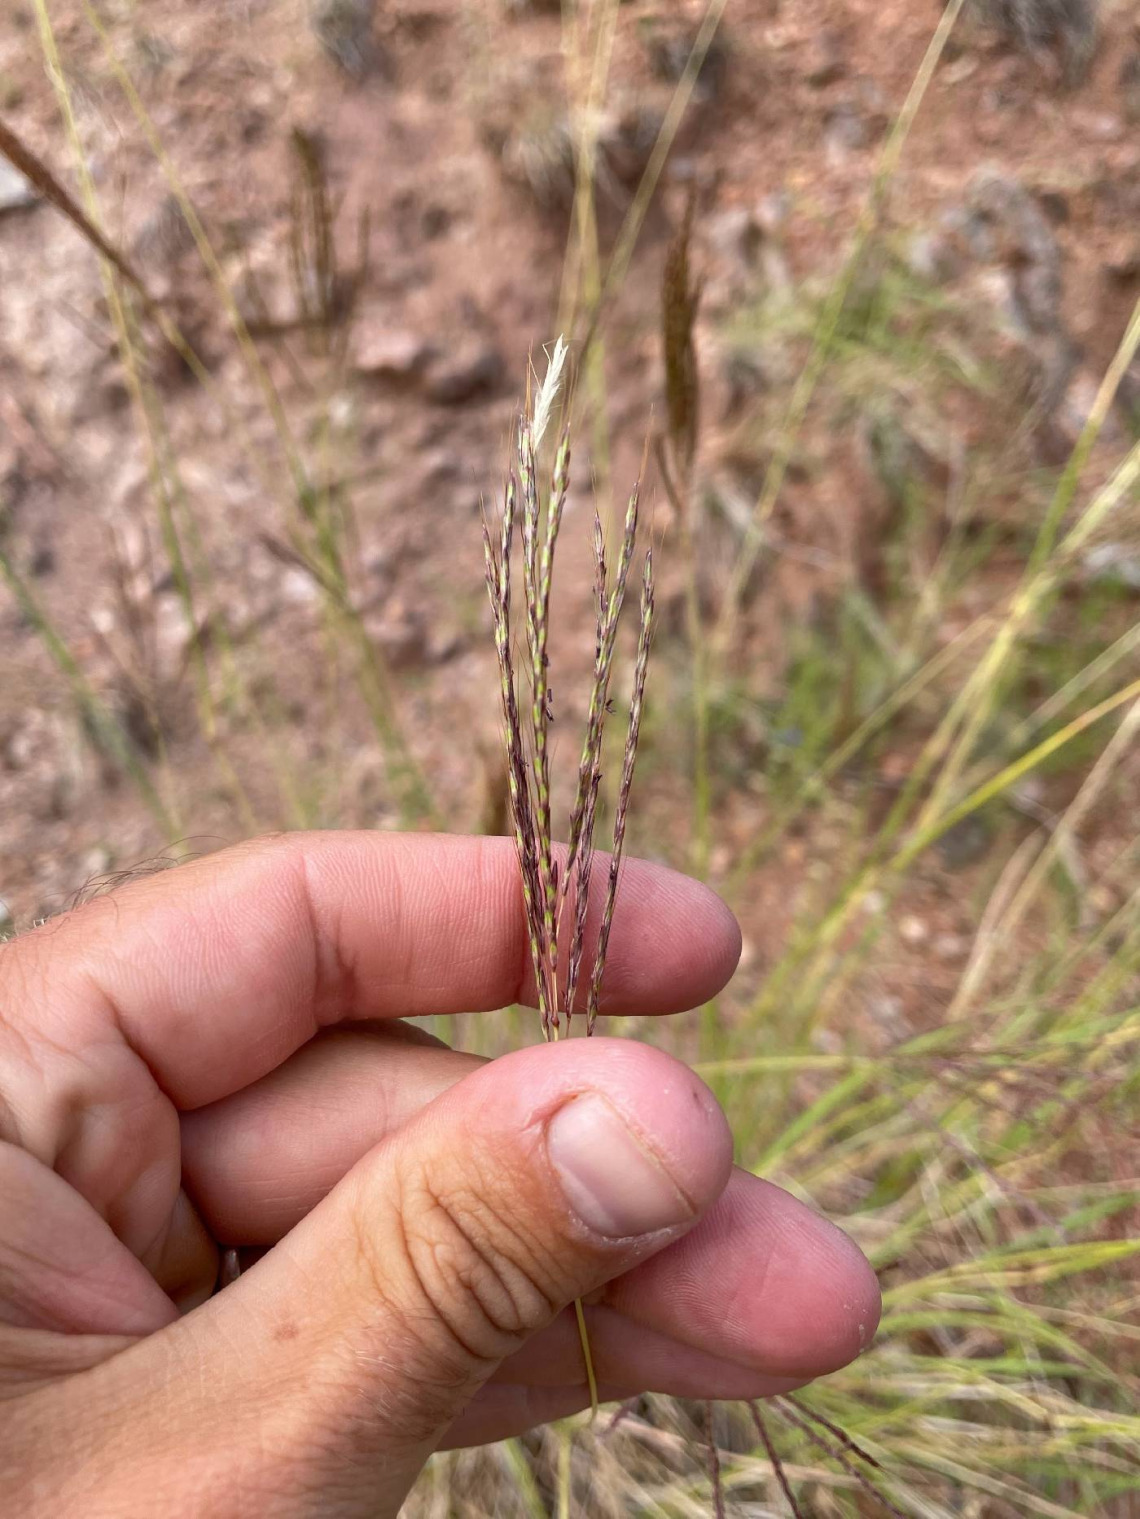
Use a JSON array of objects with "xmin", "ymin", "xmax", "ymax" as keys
[{"xmin": 0, "ymin": 832, "xmax": 879, "ymax": 1516}]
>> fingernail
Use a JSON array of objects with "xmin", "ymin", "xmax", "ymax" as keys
[{"xmin": 546, "ymin": 1095, "xmax": 694, "ymax": 1238}]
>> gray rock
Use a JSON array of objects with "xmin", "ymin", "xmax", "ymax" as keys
[
  {"xmin": 486, "ymin": 105, "xmax": 576, "ymax": 213},
  {"xmin": 354, "ymin": 325, "xmax": 435, "ymax": 381},
  {"xmin": 1081, "ymin": 542, "xmax": 1140, "ymax": 590},
  {"xmin": 968, "ymin": 170, "xmax": 1063, "ymax": 334},
  {"xmin": 706, "ymin": 199, "xmax": 792, "ymax": 308},
  {"xmin": 1121, "ymin": 51, "xmax": 1140, "ymax": 122},
  {"xmin": 707, "ymin": 206, "xmax": 762, "ymax": 269},
  {"xmin": 720, "ymin": 350, "xmax": 775, "ymax": 415},
  {"xmin": 905, "ymin": 230, "xmax": 963, "ymax": 285},
  {"xmin": 601, "ymin": 104, "xmax": 666, "ymax": 189},
  {"xmin": 937, "ymin": 814, "xmax": 992, "ymax": 871},
  {"xmin": 80, "ymin": 846, "xmax": 113, "ymax": 879},
  {"xmin": 366, "ymin": 599, "xmax": 428, "ymax": 668},
  {"xmin": 1105, "ymin": 236, "xmax": 1140, "ymax": 281},
  {"xmin": 756, "ymin": 191, "xmax": 791, "ymax": 235},
  {"xmin": 421, "ymin": 203, "xmax": 451, "ymax": 240},
  {"xmin": 0, "ymin": 158, "xmax": 38, "ymax": 215},
  {"xmin": 934, "ymin": 933, "xmax": 968, "ymax": 962},
  {"xmin": 133, "ymin": 194, "xmax": 195, "ymax": 265},
  {"xmin": 640, "ymin": 19, "xmax": 729, "ymax": 102},
  {"xmin": 1118, "ymin": 355, "xmax": 1140, "ymax": 426},
  {"xmin": 805, "ymin": 30, "xmax": 846, "ymax": 87},
  {"xmin": 426, "ymin": 344, "xmax": 505, "ymax": 406},
  {"xmin": 1035, "ymin": 356, "xmax": 1101, "ymax": 464},
  {"xmin": 426, "ymin": 627, "xmax": 465, "ymax": 664},
  {"xmin": 4, "ymin": 727, "xmax": 33, "ymax": 771},
  {"xmin": 967, "ymin": 0, "xmax": 1097, "ymax": 83},
  {"xmin": 824, "ymin": 101, "xmax": 871, "ymax": 160},
  {"xmin": 1072, "ymin": 109, "xmax": 1124, "ymax": 142},
  {"xmin": 419, "ymin": 446, "xmax": 463, "ymax": 486},
  {"xmin": 310, "ymin": 0, "xmax": 381, "ymax": 80}
]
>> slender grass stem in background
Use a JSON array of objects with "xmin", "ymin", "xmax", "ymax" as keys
[
  {"xmin": 65, "ymin": 0, "xmax": 439, "ymax": 825},
  {"xmin": 750, "ymin": 1403, "xmax": 807, "ymax": 1519},
  {"xmin": 582, "ymin": 0, "xmax": 729, "ymax": 345},
  {"xmin": 485, "ymin": 339, "xmax": 654, "ymax": 1041},
  {"xmin": 0, "ymin": 549, "xmax": 177, "ymax": 834},
  {"xmin": 703, "ymin": 1402, "xmax": 726, "ymax": 1519},
  {"xmin": 712, "ymin": 0, "xmax": 968, "ymax": 657},
  {"xmin": 660, "ymin": 190, "xmax": 711, "ymax": 880},
  {"xmin": 558, "ymin": 0, "xmax": 619, "ymax": 536},
  {"xmin": 0, "ymin": 117, "xmax": 150, "ymax": 298},
  {"xmin": 483, "ymin": 339, "xmax": 654, "ymax": 1407}
]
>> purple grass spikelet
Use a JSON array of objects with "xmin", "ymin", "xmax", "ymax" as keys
[{"xmin": 483, "ymin": 339, "xmax": 655, "ymax": 1044}]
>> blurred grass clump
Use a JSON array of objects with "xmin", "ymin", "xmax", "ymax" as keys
[{"xmin": 3, "ymin": 0, "xmax": 1140, "ymax": 1513}]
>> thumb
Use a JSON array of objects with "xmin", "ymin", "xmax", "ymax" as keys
[{"xmin": 30, "ymin": 1039, "xmax": 732, "ymax": 1517}]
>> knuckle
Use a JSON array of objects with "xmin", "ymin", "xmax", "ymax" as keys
[
  {"xmin": 396, "ymin": 1163, "xmax": 563, "ymax": 1362},
  {"xmin": 348, "ymin": 1156, "xmax": 569, "ymax": 1421}
]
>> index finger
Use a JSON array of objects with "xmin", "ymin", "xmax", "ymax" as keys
[{"xmin": 5, "ymin": 832, "xmax": 740, "ymax": 1110}]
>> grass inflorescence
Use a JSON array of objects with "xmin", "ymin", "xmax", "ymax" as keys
[{"xmin": 482, "ymin": 339, "xmax": 654, "ymax": 1042}]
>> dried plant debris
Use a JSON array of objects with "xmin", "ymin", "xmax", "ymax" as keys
[
  {"xmin": 662, "ymin": 190, "xmax": 703, "ymax": 484},
  {"xmin": 968, "ymin": 0, "xmax": 1098, "ymax": 81},
  {"xmin": 704, "ymin": 1402, "xmax": 727, "ymax": 1519},
  {"xmin": 773, "ymin": 1398, "xmax": 910, "ymax": 1519},
  {"xmin": 639, "ymin": 16, "xmax": 729, "ymax": 103},
  {"xmin": 483, "ymin": 338, "xmax": 655, "ymax": 1040},
  {"xmin": 485, "ymin": 98, "xmax": 664, "ymax": 216},
  {"xmin": 485, "ymin": 107, "xmax": 578, "ymax": 214},
  {"xmin": 132, "ymin": 194, "xmax": 195, "ymax": 267},
  {"xmin": 0, "ymin": 118, "xmax": 150, "ymax": 300}
]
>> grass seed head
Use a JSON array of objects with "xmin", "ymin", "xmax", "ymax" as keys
[{"xmin": 484, "ymin": 341, "xmax": 654, "ymax": 1038}]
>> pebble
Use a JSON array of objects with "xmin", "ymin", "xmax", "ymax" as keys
[
  {"xmin": 4, "ymin": 727, "xmax": 34, "ymax": 771},
  {"xmin": 1105, "ymin": 236, "xmax": 1140, "ymax": 281},
  {"xmin": 867, "ymin": 993, "xmax": 905, "ymax": 1034},
  {"xmin": 354, "ymin": 324, "xmax": 434, "ymax": 380},
  {"xmin": 707, "ymin": 206, "xmax": 762, "ymax": 271},
  {"xmin": 805, "ymin": 29, "xmax": 846, "ymax": 87},
  {"xmin": 824, "ymin": 101, "xmax": 871, "ymax": 161},
  {"xmin": 937, "ymin": 815, "xmax": 992, "ymax": 871},
  {"xmin": 0, "ymin": 159, "xmax": 39, "ymax": 214},
  {"xmin": 905, "ymin": 230, "xmax": 961, "ymax": 285},
  {"xmin": 1121, "ymin": 52, "xmax": 1140, "ymax": 122},
  {"xmin": 934, "ymin": 933, "xmax": 967, "ymax": 962},
  {"xmin": 899, "ymin": 914, "xmax": 928, "ymax": 945},
  {"xmin": 278, "ymin": 566, "xmax": 322, "ymax": 606},
  {"xmin": 1072, "ymin": 110, "xmax": 1124, "ymax": 143},
  {"xmin": 426, "ymin": 345, "xmax": 505, "ymax": 406},
  {"xmin": 1082, "ymin": 542, "xmax": 1140, "ymax": 590},
  {"xmin": 80, "ymin": 846, "xmax": 112, "ymax": 878}
]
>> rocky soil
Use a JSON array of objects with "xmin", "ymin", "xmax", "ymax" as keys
[{"xmin": 2, "ymin": 0, "xmax": 1140, "ymax": 1038}]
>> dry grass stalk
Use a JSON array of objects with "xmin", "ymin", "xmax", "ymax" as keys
[
  {"xmin": 704, "ymin": 1401, "xmax": 727, "ymax": 1519},
  {"xmin": 779, "ymin": 1396, "xmax": 884, "ymax": 1472},
  {"xmin": 0, "ymin": 116, "xmax": 153, "ymax": 304},
  {"xmin": 662, "ymin": 187, "xmax": 702, "ymax": 485},
  {"xmin": 483, "ymin": 339, "xmax": 655, "ymax": 1041},
  {"xmin": 750, "ymin": 1403, "xmax": 807, "ymax": 1519},
  {"xmin": 775, "ymin": 1398, "xmax": 909, "ymax": 1518}
]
